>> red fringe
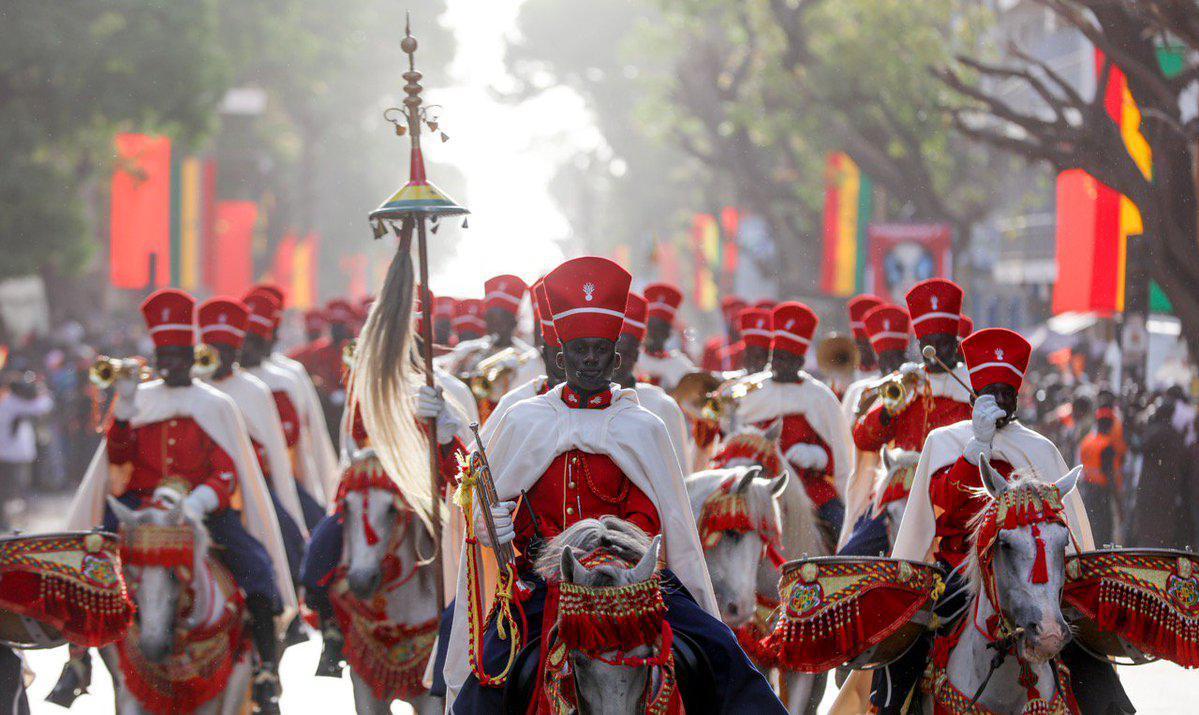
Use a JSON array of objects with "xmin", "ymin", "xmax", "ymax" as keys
[
  {"xmin": 0, "ymin": 569, "xmax": 133, "ymax": 647},
  {"xmin": 556, "ymin": 578, "xmax": 666, "ymax": 654},
  {"xmin": 330, "ymin": 585, "xmax": 437, "ymax": 702},
  {"xmin": 1066, "ymin": 578, "xmax": 1199, "ymax": 668}
]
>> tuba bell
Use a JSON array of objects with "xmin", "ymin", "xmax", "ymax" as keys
[
  {"xmin": 192, "ymin": 343, "xmax": 221, "ymax": 377},
  {"xmin": 89, "ymin": 356, "xmax": 152, "ymax": 389},
  {"xmin": 817, "ymin": 333, "xmax": 860, "ymax": 389}
]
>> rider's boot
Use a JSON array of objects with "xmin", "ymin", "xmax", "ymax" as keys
[
  {"xmin": 314, "ymin": 604, "xmax": 345, "ymax": 678},
  {"xmin": 283, "ymin": 613, "xmax": 308, "ymax": 649},
  {"xmin": 45, "ymin": 647, "xmax": 91, "ymax": 707},
  {"xmin": 246, "ymin": 593, "xmax": 282, "ymax": 714}
]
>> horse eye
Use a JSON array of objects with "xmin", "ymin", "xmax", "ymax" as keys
[{"xmin": 725, "ymin": 532, "xmax": 743, "ymax": 543}]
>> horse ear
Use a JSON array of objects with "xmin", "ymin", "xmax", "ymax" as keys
[
  {"xmin": 106, "ymin": 496, "xmax": 138, "ymax": 526},
  {"xmin": 979, "ymin": 454, "xmax": 1007, "ymax": 498},
  {"xmin": 735, "ymin": 466, "xmax": 761, "ymax": 493},
  {"xmin": 763, "ymin": 419, "xmax": 783, "ymax": 444},
  {"xmin": 1054, "ymin": 465, "xmax": 1083, "ymax": 498},
  {"xmin": 770, "ymin": 471, "xmax": 789, "ymax": 498},
  {"xmin": 560, "ymin": 547, "xmax": 582, "ymax": 584},
  {"xmin": 631, "ymin": 535, "xmax": 661, "ymax": 584}
]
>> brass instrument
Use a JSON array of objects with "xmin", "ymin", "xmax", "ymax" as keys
[
  {"xmin": 342, "ymin": 339, "xmax": 357, "ymax": 367},
  {"xmin": 702, "ymin": 370, "xmax": 772, "ymax": 422},
  {"xmin": 468, "ymin": 347, "xmax": 530, "ymax": 400},
  {"xmin": 854, "ymin": 367, "xmax": 926, "ymax": 418},
  {"xmin": 670, "ymin": 371, "xmax": 723, "ymax": 421},
  {"xmin": 816, "ymin": 333, "xmax": 860, "ymax": 389},
  {"xmin": 192, "ymin": 343, "xmax": 221, "ymax": 377},
  {"xmin": 89, "ymin": 356, "xmax": 152, "ymax": 389}
]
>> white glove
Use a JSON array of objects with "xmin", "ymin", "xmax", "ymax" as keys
[
  {"xmin": 785, "ymin": 442, "xmax": 829, "ymax": 471},
  {"xmin": 474, "ymin": 500, "xmax": 516, "ymax": 548},
  {"xmin": 965, "ymin": 394, "xmax": 1006, "ymax": 465},
  {"xmin": 899, "ymin": 362, "xmax": 923, "ymax": 378},
  {"xmin": 414, "ymin": 385, "xmax": 462, "ymax": 445},
  {"xmin": 182, "ymin": 485, "xmax": 219, "ymax": 521},
  {"xmin": 112, "ymin": 370, "xmax": 141, "ymax": 421}
]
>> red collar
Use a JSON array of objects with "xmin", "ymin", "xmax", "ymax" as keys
[{"xmin": 561, "ymin": 384, "xmax": 614, "ymax": 409}]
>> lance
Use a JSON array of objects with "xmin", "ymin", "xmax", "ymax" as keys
[{"xmin": 366, "ymin": 14, "xmax": 468, "ymax": 611}]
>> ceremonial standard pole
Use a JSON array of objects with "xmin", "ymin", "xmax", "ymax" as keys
[{"xmin": 368, "ymin": 15, "xmax": 468, "ymax": 610}]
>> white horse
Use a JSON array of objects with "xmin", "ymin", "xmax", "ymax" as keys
[
  {"xmin": 331, "ymin": 453, "xmax": 442, "ymax": 715},
  {"xmin": 923, "ymin": 457, "xmax": 1083, "ymax": 714},
  {"xmin": 875, "ymin": 447, "xmax": 921, "ymax": 547},
  {"xmin": 106, "ymin": 494, "xmax": 253, "ymax": 715}
]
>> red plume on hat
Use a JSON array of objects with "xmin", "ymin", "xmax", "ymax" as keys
[
  {"xmin": 142, "ymin": 289, "xmax": 196, "ymax": 348},
  {"xmin": 847, "ymin": 294, "xmax": 884, "ymax": 340},
  {"xmin": 242, "ymin": 290, "xmax": 281, "ymax": 339},
  {"xmin": 905, "ymin": 278, "xmax": 962, "ymax": 339},
  {"xmin": 961, "ymin": 328, "xmax": 1031, "ymax": 392},
  {"xmin": 643, "ymin": 282, "xmax": 683, "ymax": 325},
  {"xmin": 770, "ymin": 302, "xmax": 818, "ymax": 357},
  {"xmin": 738, "ymin": 307, "xmax": 772, "ymax": 349},
  {"xmin": 543, "ymin": 257, "xmax": 631, "ymax": 343},
  {"xmin": 197, "ymin": 298, "xmax": 249, "ymax": 349},
  {"xmin": 621, "ymin": 292, "xmax": 648, "ymax": 341},
  {"xmin": 532, "ymin": 281, "xmax": 559, "ymax": 348},
  {"xmin": 484, "ymin": 274, "xmax": 528, "ymax": 316},
  {"xmin": 862, "ymin": 304, "xmax": 910, "ymax": 354}
]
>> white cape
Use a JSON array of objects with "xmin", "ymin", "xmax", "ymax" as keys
[
  {"xmin": 734, "ymin": 375, "xmax": 854, "ymax": 497},
  {"xmin": 248, "ymin": 361, "xmax": 337, "ymax": 508},
  {"xmin": 636, "ymin": 350, "xmax": 695, "ymax": 391},
  {"xmin": 65, "ymin": 380, "xmax": 297, "ymax": 615},
  {"xmin": 636, "ymin": 382, "xmax": 692, "ymax": 474},
  {"xmin": 268, "ymin": 353, "xmax": 340, "ymax": 503},
  {"xmin": 444, "ymin": 383, "xmax": 717, "ymax": 706},
  {"xmin": 479, "ymin": 376, "xmax": 546, "ymax": 444},
  {"xmin": 891, "ymin": 420, "xmax": 1095, "ymax": 562},
  {"xmin": 435, "ymin": 367, "xmax": 480, "ymax": 437},
  {"xmin": 437, "ymin": 335, "xmax": 535, "ymax": 378}
]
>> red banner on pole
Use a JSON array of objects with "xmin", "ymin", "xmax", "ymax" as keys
[
  {"xmin": 110, "ymin": 134, "xmax": 172, "ymax": 290},
  {"xmin": 272, "ymin": 233, "xmax": 299, "ymax": 291},
  {"xmin": 210, "ymin": 201, "xmax": 257, "ymax": 297}
]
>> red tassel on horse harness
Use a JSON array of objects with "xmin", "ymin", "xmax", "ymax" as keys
[
  {"xmin": 362, "ymin": 490, "xmax": 381, "ymax": 546},
  {"xmin": 1030, "ymin": 523, "xmax": 1049, "ymax": 584}
]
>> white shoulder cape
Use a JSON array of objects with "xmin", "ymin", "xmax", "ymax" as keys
[
  {"xmin": 636, "ymin": 350, "xmax": 695, "ymax": 390},
  {"xmin": 735, "ymin": 375, "xmax": 854, "ymax": 496},
  {"xmin": 479, "ymin": 376, "xmax": 545, "ymax": 443},
  {"xmin": 64, "ymin": 380, "xmax": 296, "ymax": 615},
  {"xmin": 444, "ymin": 383, "xmax": 717, "ymax": 705},
  {"xmin": 207, "ymin": 370, "xmax": 307, "ymax": 537},
  {"xmin": 891, "ymin": 420, "xmax": 1095, "ymax": 562},
  {"xmin": 635, "ymin": 383, "xmax": 692, "ymax": 474},
  {"xmin": 268, "ymin": 353, "xmax": 340, "ymax": 503},
  {"xmin": 247, "ymin": 362, "xmax": 336, "ymax": 508}
]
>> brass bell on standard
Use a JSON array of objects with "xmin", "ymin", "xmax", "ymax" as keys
[{"xmin": 760, "ymin": 555, "xmax": 943, "ymax": 673}]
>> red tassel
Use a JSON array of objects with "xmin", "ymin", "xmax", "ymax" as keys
[
  {"xmin": 1030, "ymin": 523, "xmax": 1049, "ymax": 584},
  {"xmin": 362, "ymin": 490, "xmax": 380, "ymax": 546}
]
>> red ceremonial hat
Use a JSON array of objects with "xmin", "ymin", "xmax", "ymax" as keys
[
  {"xmin": 721, "ymin": 295, "xmax": 747, "ymax": 323},
  {"xmin": 906, "ymin": 278, "xmax": 962, "ymax": 339},
  {"xmin": 484, "ymin": 274, "xmax": 527, "ymax": 316},
  {"xmin": 847, "ymin": 294, "xmax": 884, "ymax": 340},
  {"xmin": 739, "ymin": 308, "xmax": 772, "ymax": 349},
  {"xmin": 770, "ymin": 302, "xmax": 818, "ymax": 357},
  {"xmin": 414, "ymin": 287, "xmax": 435, "ymax": 335},
  {"xmin": 197, "ymin": 298, "xmax": 249, "ymax": 349},
  {"xmin": 433, "ymin": 296, "xmax": 456, "ymax": 320},
  {"xmin": 141, "ymin": 289, "xmax": 196, "ymax": 348},
  {"xmin": 862, "ymin": 304, "xmax": 911, "ymax": 354},
  {"xmin": 532, "ymin": 281, "xmax": 559, "ymax": 348},
  {"xmin": 243, "ymin": 290, "xmax": 281, "ymax": 339},
  {"xmin": 753, "ymin": 299, "xmax": 777, "ymax": 312},
  {"xmin": 304, "ymin": 309, "xmax": 326, "ymax": 333},
  {"xmin": 543, "ymin": 256, "xmax": 631, "ymax": 343},
  {"xmin": 961, "ymin": 328, "xmax": 1031, "ymax": 392},
  {"xmin": 325, "ymin": 299, "xmax": 357, "ymax": 326},
  {"xmin": 643, "ymin": 283, "xmax": 683, "ymax": 325},
  {"xmin": 253, "ymin": 283, "xmax": 286, "ymax": 309},
  {"xmin": 622, "ymin": 292, "xmax": 648, "ymax": 341},
  {"xmin": 452, "ymin": 299, "xmax": 486, "ymax": 332},
  {"xmin": 958, "ymin": 315, "xmax": 974, "ymax": 339}
]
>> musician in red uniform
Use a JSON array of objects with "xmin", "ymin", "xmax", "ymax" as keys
[
  {"xmin": 303, "ymin": 308, "xmax": 326, "ymax": 342},
  {"xmin": 637, "ymin": 282, "xmax": 695, "ymax": 390},
  {"xmin": 433, "ymin": 296, "xmax": 457, "ymax": 346},
  {"xmin": 442, "ymin": 274, "xmax": 533, "ymax": 376},
  {"xmin": 852, "ymin": 278, "xmax": 972, "ymax": 454},
  {"xmin": 444, "ymin": 256, "xmax": 782, "ymax": 712},
  {"xmin": 702, "ymin": 295, "xmax": 747, "ymax": 372},
  {"xmin": 451, "ymin": 298, "xmax": 486, "ymax": 342},
  {"xmin": 736, "ymin": 306, "xmax": 772, "ymax": 375}
]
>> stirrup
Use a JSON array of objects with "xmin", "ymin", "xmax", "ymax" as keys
[
  {"xmin": 45, "ymin": 656, "xmax": 92, "ymax": 708},
  {"xmin": 252, "ymin": 668, "xmax": 281, "ymax": 715},
  {"xmin": 314, "ymin": 628, "xmax": 345, "ymax": 678}
]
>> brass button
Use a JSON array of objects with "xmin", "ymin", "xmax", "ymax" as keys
[
  {"xmin": 565, "ymin": 507, "xmax": 575, "ymax": 515},
  {"xmin": 169, "ymin": 420, "xmax": 177, "ymax": 427},
  {"xmin": 167, "ymin": 438, "xmax": 176, "ymax": 446},
  {"xmin": 568, "ymin": 481, "xmax": 576, "ymax": 489},
  {"xmin": 165, "ymin": 458, "xmax": 174, "ymax": 465}
]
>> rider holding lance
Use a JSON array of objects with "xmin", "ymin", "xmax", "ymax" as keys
[
  {"xmin": 444, "ymin": 256, "xmax": 783, "ymax": 712},
  {"xmin": 636, "ymin": 282, "xmax": 695, "ymax": 391}
]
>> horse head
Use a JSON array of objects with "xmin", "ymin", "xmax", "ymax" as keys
[
  {"xmin": 535, "ymin": 517, "xmax": 669, "ymax": 715},
  {"xmin": 967, "ymin": 456, "xmax": 1082, "ymax": 664},
  {"xmin": 710, "ymin": 420, "xmax": 785, "ymax": 475},
  {"xmin": 338, "ymin": 450, "xmax": 432, "ymax": 601},
  {"xmin": 107, "ymin": 489, "xmax": 208, "ymax": 663},
  {"xmin": 689, "ymin": 466, "xmax": 787, "ymax": 626}
]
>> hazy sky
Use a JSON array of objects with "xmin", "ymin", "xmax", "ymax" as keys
[{"xmin": 426, "ymin": 0, "xmax": 603, "ymax": 296}]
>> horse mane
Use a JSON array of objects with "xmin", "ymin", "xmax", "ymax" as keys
[
  {"xmin": 961, "ymin": 469, "xmax": 1047, "ymax": 594},
  {"xmin": 534, "ymin": 517, "xmax": 652, "ymax": 582}
]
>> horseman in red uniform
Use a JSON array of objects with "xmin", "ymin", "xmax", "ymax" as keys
[
  {"xmin": 442, "ymin": 274, "xmax": 533, "ymax": 375},
  {"xmin": 443, "ymin": 256, "xmax": 783, "ymax": 712},
  {"xmin": 304, "ymin": 308, "xmax": 326, "ymax": 343},
  {"xmin": 433, "ymin": 296, "xmax": 457, "ymax": 346},
  {"xmin": 637, "ymin": 282, "xmax": 695, "ymax": 391}
]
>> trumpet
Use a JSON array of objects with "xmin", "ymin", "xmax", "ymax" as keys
[
  {"xmin": 855, "ymin": 368, "xmax": 925, "ymax": 417},
  {"xmin": 701, "ymin": 370, "xmax": 771, "ymax": 422},
  {"xmin": 468, "ymin": 347, "xmax": 530, "ymax": 400},
  {"xmin": 89, "ymin": 356, "xmax": 152, "ymax": 389},
  {"xmin": 193, "ymin": 343, "xmax": 221, "ymax": 377}
]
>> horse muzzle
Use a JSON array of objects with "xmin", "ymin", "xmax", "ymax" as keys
[
  {"xmin": 347, "ymin": 567, "xmax": 382, "ymax": 600},
  {"xmin": 1019, "ymin": 619, "xmax": 1071, "ymax": 664}
]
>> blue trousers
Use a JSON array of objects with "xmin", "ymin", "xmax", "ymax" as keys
[
  {"xmin": 297, "ymin": 483, "xmax": 326, "ymax": 532},
  {"xmin": 104, "ymin": 493, "xmax": 281, "ymax": 611},
  {"xmin": 267, "ymin": 487, "xmax": 305, "ymax": 585},
  {"xmin": 817, "ymin": 497, "xmax": 846, "ymax": 541},
  {"xmin": 300, "ymin": 511, "xmax": 342, "ymax": 612},
  {"xmin": 838, "ymin": 512, "xmax": 891, "ymax": 557},
  {"xmin": 451, "ymin": 570, "xmax": 785, "ymax": 714}
]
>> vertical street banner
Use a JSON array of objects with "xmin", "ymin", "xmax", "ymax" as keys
[
  {"xmin": 820, "ymin": 152, "xmax": 874, "ymax": 296},
  {"xmin": 719, "ymin": 206, "xmax": 741, "ymax": 293},
  {"xmin": 290, "ymin": 232, "xmax": 319, "ymax": 309},
  {"xmin": 210, "ymin": 201, "xmax": 257, "ymax": 297},
  {"xmin": 272, "ymin": 232, "xmax": 299, "ymax": 292},
  {"xmin": 690, "ymin": 213, "xmax": 719, "ymax": 311},
  {"xmin": 340, "ymin": 252, "xmax": 368, "ymax": 301},
  {"xmin": 199, "ymin": 159, "xmax": 219, "ymax": 292},
  {"xmin": 110, "ymin": 133, "xmax": 172, "ymax": 290},
  {"xmin": 1052, "ymin": 51, "xmax": 1152, "ymax": 316},
  {"xmin": 868, "ymin": 223, "xmax": 953, "ymax": 303},
  {"xmin": 173, "ymin": 156, "xmax": 205, "ymax": 290}
]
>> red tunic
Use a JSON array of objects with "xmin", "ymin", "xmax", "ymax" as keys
[
  {"xmin": 854, "ymin": 395, "xmax": 971, "ymax": 453},
  {"xmin": 755, "ymin": 413, "xmax": 837, "ymax": 507},
  {"xmin": 928, "ymin": 456, "xmax": 1014, "ymax": 568},
  {"xmin": 107, "ymin": 417, "xmax": 237, "ymax": 510},
  {"xmin": 289, "ymin": 337, "xmax": 344, "ymax": 393},
  {"xmin": 513, "ymin": 385, "xmax": 661, "ymax": 568},
  {"xmin": 271, "ymin": 391, "xmax": 301, "ymax": 448},
  {"xmin": 700, "ymin": 338, "xmax": 727, "ymax": 372},
  {"xmin": 715, "ymin": 341, "xmax": 745, "ymax": 372}
]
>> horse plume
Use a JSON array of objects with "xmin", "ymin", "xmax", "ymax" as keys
[{"xmin": 347, "ymin": 232, "xmax": 435, "ymax": 534}]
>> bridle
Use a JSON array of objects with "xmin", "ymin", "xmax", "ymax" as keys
[
  {"xmin": 333, "ymin": 460, "xmax": 429, "ymax": 592},
  {"xmin": 697, "ymin": 477, "xmax": 785, "ymax": 568}
]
